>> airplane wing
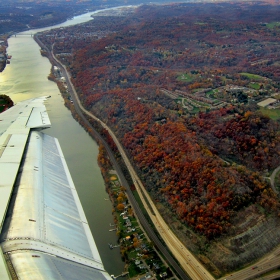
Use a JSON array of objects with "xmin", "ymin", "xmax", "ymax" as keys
[{"xmin": 0, "ymin": 97, "xmax": 112, "ymax": 280}]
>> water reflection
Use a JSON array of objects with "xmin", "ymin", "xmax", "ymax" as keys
[{"xmin": 0, "ymin": 6, "xmax": 124, "ymax": 275}]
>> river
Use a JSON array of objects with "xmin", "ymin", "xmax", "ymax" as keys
[{"xmin": 0, "ymin": 8, "xmax": 124, "ymax": 275}]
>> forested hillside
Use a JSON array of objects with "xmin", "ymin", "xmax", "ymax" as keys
[{"xmin": 38, "ymin": 2, "xmax": 280, "ymax": 275}]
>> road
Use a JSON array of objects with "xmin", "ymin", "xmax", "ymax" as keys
[
  {"xmin": 36, "ymin": 35, "xmax": 280, "ymax": 280},
  {"xmin": 220, "ymin": 245, "xmax": 280, "ymax": 280},
  {"xmin": 269, "ymin": 165, "xmax": 280, "ymax": 193},
  {"xmin": 34, "ymin": 36, "xmax": 191, "ymax": 280},
  {"xmin": 61, "ymin": 64, "xmax": 280, "ymax": 280},
  {"xmin": 256, "ymin": 271, "xmax": 280, "ymax": 280},
  {"xmin": 41, "ymin": 37, "xmax": 214, "ymax": 280}
]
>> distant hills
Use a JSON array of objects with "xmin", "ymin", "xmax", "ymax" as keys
[{"xmin": 0, "ymin": 0, "xmax": 171, "ymax": 35}]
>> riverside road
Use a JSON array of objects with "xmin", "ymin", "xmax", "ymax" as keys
[{"xmin": 34, "ymin": 34, "xmax": 280, "ymax": 280}]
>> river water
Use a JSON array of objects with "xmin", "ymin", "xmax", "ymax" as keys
[{"xmin": 0, "ymin": 9, "xmax": 124, "ymax": 275}]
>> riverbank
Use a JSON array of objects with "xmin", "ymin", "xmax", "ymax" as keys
[
  {"xmin": 0, "ymin": 15, "xmax": 126, "ymax": 274},
  {"xmin": 0, "ymin": 60, "xmax": 6, "ymax": 73},
  {"xmin": 38, "ymin": 31, "xmax": 179, "ymax": 279},
  {"xmin": 35, "ymin": 23, "xmax": 197, "ymax": 278},
  {"xmin": 0, "ymin": 36, "xmax": 8, "ymax": 73},
  {"xmin": 98, "ymin": 145, "xmax": 175, "ymax": 280}
]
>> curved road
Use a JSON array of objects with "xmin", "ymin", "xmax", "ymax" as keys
[
  {"xmin": 34, "ymin": 35, "xmax": 192, "ymax": 280},
  {"xmin": 35, "ymin": 36, "xmax": 280, "ymax": 280},
  {"xmin": 38, "ymin": 36, "xmax": 213, "ymax": 280},
  {"xmin": 36, "ymin": 35, "xmax": 280, "ymax": 280},
  {"xmin": 60, "ymin": 58, "xmax": 280, "ymax": 280},
  {"xmin": 220, "ymin": 245, "xmax": 280, "ymax": 280},
  {"xmin": 270, "ymin": 165, "xmax": 280, "ymax": 194}
]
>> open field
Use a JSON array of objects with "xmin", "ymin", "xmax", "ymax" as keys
[
  {"xmin": 266, "ymin": 22, "xmax": 280, "ymax": 29},
  {"xmin": 177, "ymin": 73, "xmax": 193, "ymax": 82},
  {"xmin": 38, "ymin": 2, "xmax": 280, "ymax": 277},
  {"xmin": 240, "ymin": 73, "xmax": 266, "ymax": 80},
  {"xmin": 248, "ymin": 82, "xmax": 261, "ymax": 90},
  {"xmin": 259, "ymin": 107, "xmax": 280, "ymax": 120}
]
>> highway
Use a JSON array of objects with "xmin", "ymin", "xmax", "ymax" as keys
[
  {"xmin": 220, "ymin": 246, "xmax": 280, "ymax": 280},
  {"xmin": 50, "ymin": 49, "xmax": 214, "ymax": 280},
  {"xmin": 36, "ymin": 35, "xmax": 280, "ymax": 280},
  {"xmin": 38, "ymin": 37, "xmax": 214, "ymax": 280},
  {"xmin": 59, "ymin": 61, "xmax": 280, "ymax": 280},
  {"xmin": 256, "ymin": 271, "xmax": 280, "ymax": 280},
  {"xmin": 34, "ymin": 37, "xmax": 191, "ymax": 280}
]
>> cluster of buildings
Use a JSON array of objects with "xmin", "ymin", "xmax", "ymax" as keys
[
  {"xmin": 160, "ymin": 88, "xmax": 225, "ymax": 112},
  {"xmin": 161, "ymin": 82, "xmax": 280, "ymax": 112}
]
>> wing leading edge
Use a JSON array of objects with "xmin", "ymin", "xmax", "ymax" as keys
[{"xmin": 0, "ymin": 97, "xmax": 111, "ymax": 280}]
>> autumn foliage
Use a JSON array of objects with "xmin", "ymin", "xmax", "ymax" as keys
[
  {"xmin": 123, "ymin": 117, "xmax": 277, "ymax": 238},
  {"xmin": 39, "ymin": 2, "xmax": 280, "ymax": 239},
  {"xmin": 188, "ymin": 109, "xmax": 280, "ymax": 171}
]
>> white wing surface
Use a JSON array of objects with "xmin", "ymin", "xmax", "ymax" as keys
[{"xmin": 0, "ymin": 97, "xmax": 111, "ymax": 280}]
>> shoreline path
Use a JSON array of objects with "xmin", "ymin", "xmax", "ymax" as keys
[
  {"xmin": 35, "ymin": 34, "xmax": 280, "ymax": 280},
  {"xmin": 45, "ymin": 39, "xmax": 214, "ymax": 280}
]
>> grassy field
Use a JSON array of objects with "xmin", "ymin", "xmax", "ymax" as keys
[
  {"xmin": 177, "ymin": 73, "xmax": 193, "ymax": 82},
  {"xmin": 206, "ymin": 89, "xmax": 215, "ymax": 96},
  {"xmin": 240, "ymin": 72, "xmax": 265, "ymax": 80},
  {"xmin": 248, "ymin": 82, "xmax": 260, "ymax": 90},
  {"xmin": 128, "ymin": 263, "xmax": 142, "ymax": 277},
  {"xmin": 195, "ymin": 22, "xmax": 207, "ymax": 25},
  {"xmin": 266, "ymin": 22, "xmax": 280, "ymax": 29},
  {"xmin": 259, "ymin": 107, "xmax": 280, "ymax": 120}
]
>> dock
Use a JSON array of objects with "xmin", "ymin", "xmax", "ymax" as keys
[
  {"xmin": 111, "ymin": 272, "xmax": 129, "ymax": 279},
  {"xmin": 108, "ymin": 243, "xmax": 120, "ymax": 250}
]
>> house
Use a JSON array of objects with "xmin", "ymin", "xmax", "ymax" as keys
[
  {"xmin": 126, "ymin": 219, "xmax": 132, "ymax": 227},
  {"xmin": 120, "ymin": 211, "xmax": 126, "ymax": 216},
  {"xmin": 153, "ymin": 263, "xmax": 160, "ymax": 270}
]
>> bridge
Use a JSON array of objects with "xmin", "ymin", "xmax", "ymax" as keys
[{"xmin": 13, "ymin": 33, "xmax": 33, "ymax": 37}]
